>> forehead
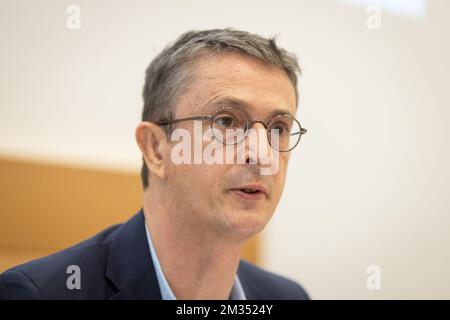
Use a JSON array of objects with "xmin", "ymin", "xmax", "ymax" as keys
[{"xmin": 176, "ymin": 53, "xmax": 297, "ymax": 118}]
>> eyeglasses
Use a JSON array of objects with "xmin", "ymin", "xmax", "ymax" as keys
[{"xmin": 155, "ymin": 106, "xmax": 307, "ymax": 152}]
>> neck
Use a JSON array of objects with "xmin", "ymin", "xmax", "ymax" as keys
[{"xmin": 142, "ymin": 188, "xmax": 245, "ymax": 300}]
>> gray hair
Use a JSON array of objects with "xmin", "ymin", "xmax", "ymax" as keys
[{"xmin": 141, "ymin": 28, "xmax": 301, "ymax": 189}]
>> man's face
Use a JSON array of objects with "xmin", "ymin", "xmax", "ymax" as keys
[{"xmin": 163, "ymin": 53, "xmax": 297, "ymax": 240}]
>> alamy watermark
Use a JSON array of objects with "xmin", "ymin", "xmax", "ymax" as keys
[
  {"xmin": 66, "ymin": 264, "xmax": 81, "ymax": 290},
  {"xmin": 366, "ymin": 264, "xmax": 381, "ymax": 290}
]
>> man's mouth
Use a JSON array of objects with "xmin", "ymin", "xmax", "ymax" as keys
[{"xmin": 229, "ymin": 184, "xmax": 268, "ymax": 200}]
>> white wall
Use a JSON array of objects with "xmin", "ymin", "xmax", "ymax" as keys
[{"xmin": 1, "ymin": 0, "xmax": 449, "ymax": 299}]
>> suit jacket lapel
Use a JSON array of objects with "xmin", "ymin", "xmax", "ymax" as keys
[
  {"xmin": 105, "ymin": 209, "xmax": 162, "ymax": 300},
  {"xmin": 237, "ymin": 261, "xmax": 263, "ymax": 300}
]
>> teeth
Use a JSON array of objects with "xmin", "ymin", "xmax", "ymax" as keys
[{"xmin": 243, "ymin": 188, "xmax": 257, "ymax": 193}]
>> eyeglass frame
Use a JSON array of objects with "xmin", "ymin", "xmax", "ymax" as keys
[{"xmin": 154, "ymin": 106, "xmax": 307, "ymax": 152}]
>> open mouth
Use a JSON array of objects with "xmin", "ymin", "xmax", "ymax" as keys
[
  {"xmin": 240, "ymin": 188, "xmax": 262, "ymax": 194},
  {"xmin": 229, "ymin": 186, "xmax": 267, "ymax": 200}
]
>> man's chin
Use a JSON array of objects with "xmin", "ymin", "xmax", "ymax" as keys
[{"xmin": 219, "ymin": 211, "xmax": 269, "ymax": 240}]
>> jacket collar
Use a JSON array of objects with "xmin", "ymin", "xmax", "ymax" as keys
[{"xmin": 106, "ymin": 209, "xmax": 162, "ymax": 299}]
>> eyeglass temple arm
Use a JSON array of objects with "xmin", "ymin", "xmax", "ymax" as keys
[
  {"xmin": 290, "ymin": 128, "xmax": 307, "ymax": 136},
  {"xmin": 156, "ymin": 115, "xmax": 212, "ymax": 126}
]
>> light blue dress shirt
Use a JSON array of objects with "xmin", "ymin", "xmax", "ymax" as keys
[{"xmin": 145, "ymin": 222, "xmax": 246, "ymax": 300}]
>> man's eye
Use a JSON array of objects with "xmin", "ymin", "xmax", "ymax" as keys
[
  {"xmin": 271, "ymin": 123, "xmax": 289, "ymax": 135},
  {"xmin": 215, "ymin": 116, "xmax": 235, "ymax": 128}
]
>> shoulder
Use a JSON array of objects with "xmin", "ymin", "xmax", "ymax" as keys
[
  {"xmin": 237, "ymin": 260, "xmax": 310, "ymax": 300},
  {"xmin": 0, "ymin": 223, "xmax": 121, "ymax": 299}
]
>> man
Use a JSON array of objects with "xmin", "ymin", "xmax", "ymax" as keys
[{"xmin": 0, "ymin": 28, "xmax": 309, "ymax": 299}]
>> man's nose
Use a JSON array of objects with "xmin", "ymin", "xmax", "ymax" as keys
[{"xmin": 244, "ymin": 122, "xmax": 273, "ymax": 163}]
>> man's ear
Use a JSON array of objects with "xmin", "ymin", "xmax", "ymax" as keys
[{"xmin": 135, "ymin": 122, "xmax": 168, "ymax": 180}]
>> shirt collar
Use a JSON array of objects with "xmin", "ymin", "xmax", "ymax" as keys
[{"xmin": 144, "ymin": 221, "xmax": 246, "ymax": 300}]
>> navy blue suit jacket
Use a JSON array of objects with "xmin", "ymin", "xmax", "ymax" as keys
[{"xmin": 0, "ymin": 210, "xmax": 309, "ymax": 299}]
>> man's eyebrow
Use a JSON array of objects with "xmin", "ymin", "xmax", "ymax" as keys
[{"xmin": 202, "ymin": 97, "xmax": 295, "ymax": 118}]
